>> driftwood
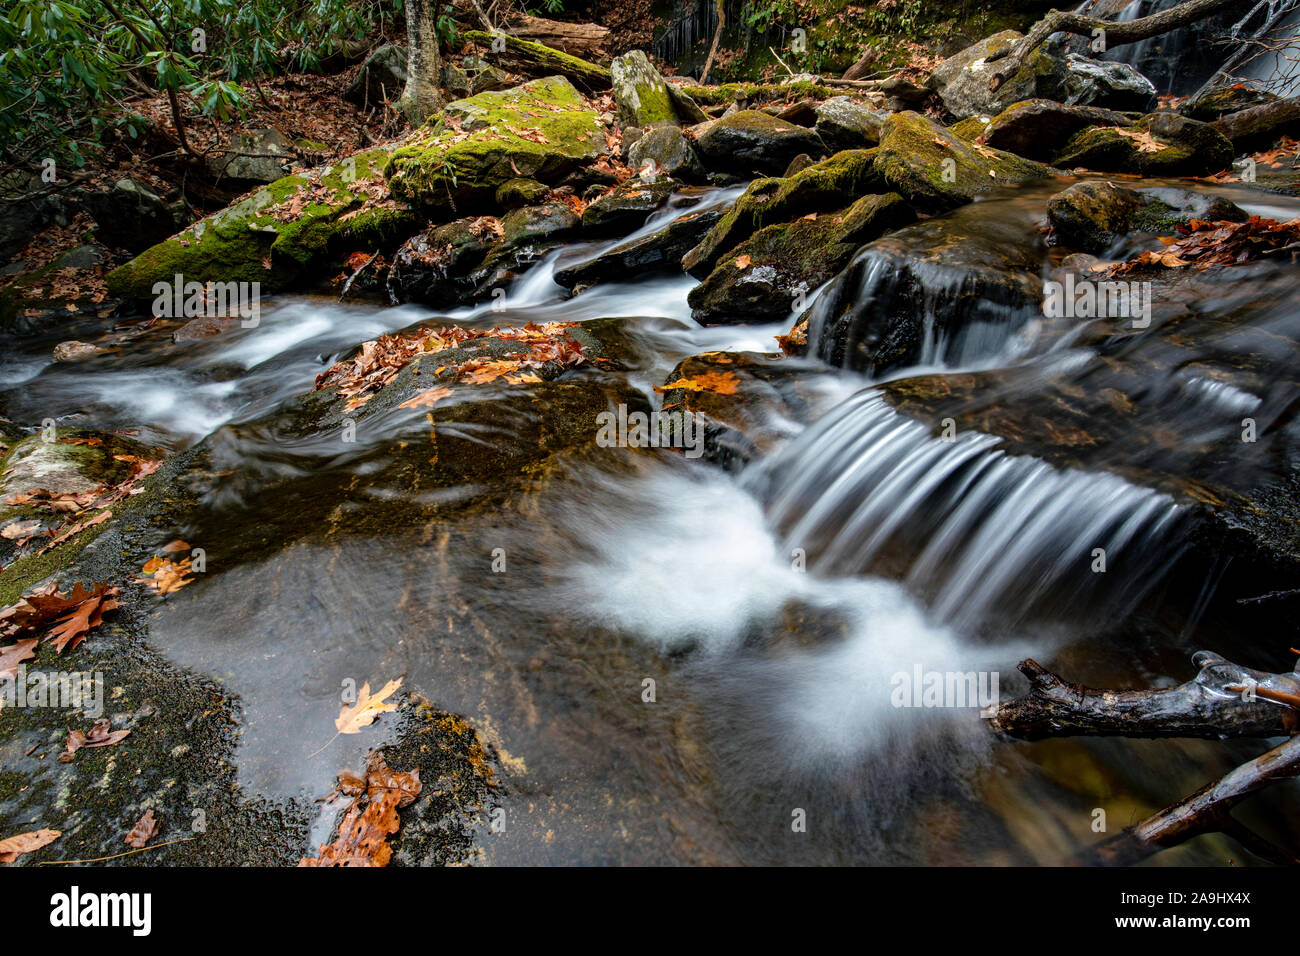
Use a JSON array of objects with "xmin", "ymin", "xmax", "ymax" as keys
[
  {"xmin": 506, "ymin": 15, "xmax": 610, "ymax": 60},
  {"xmin": 993, "ymin": 653, "xmax": 1300, "ymax": 864},
  {"xmin": 462, "ymin": 30, "xmax": 612, "ymax": 91},
  {"xmin": 984, "ymin": 0, "xmax": 1244, "ymax": 92},
  {"xmin": 991, "ymin": 655, "xmax": 1299, "ymax": 740}
]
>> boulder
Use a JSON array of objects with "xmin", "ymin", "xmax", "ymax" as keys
[
  {"xmin": 345, "ymin": 44, "xmax": 408, "ymax": 106},
  {"xmin": 107, "ymin": 146, "xmax": 415, "ymax": 300},
  {"xmin": 495, "ymin": 177, "xmax": 550, "ymax": 208},
  {"xmin": 873, "ymin": 111, "xmax": 1049, "ymax": 211},
  {"xmin": 693, "ymin": 110, "xmax": 827, "ymax": 177},
  {"xmin": 814, "ymin": 97, "xmax": 888, "ymax": 152},
  {"xmin": 626, "ymin": 126, "xmax": 706, "ymax": 182},
  {"xmin": 386, "ymin": 217, "xmax": 500, "ymax": 305},
  {"xmin": 928, "ymin": 31, "xmax": 1156, "ymax": 119},
  {"xmin": 581, "ymin": 180, "xmax": 677, "ymax": 235},
  {"xmin": 1053, "ymin": 113, "xmax": 1234, "ymax": 177},
  {"xmin": 554, "ymin": 200, "xmax": 724, "ymax": 288},
  {"xmin": 977, "ymin": 99, "xmax": 1134, "ymax": 162},
  {"xmin": 207, "ymin": 128, "xmax": 294, "ymax": 183},
  {"xmin": 687, "ymin": 193, "xmax": 915, "ymax": 324},
  {"xmin": 385, "ymin": 77, "xmax": 606, "ymax": 212},
  {"xmin": 1046, "ymin": 181, "xmax": 1248, "ymax": 253},
  {"xmin": 52, "ymin": 340, "xmax": 107, "ymax": 361},
  {"xmin": 611, "ymin": 51, "xmax": 679, "ymax": 128},
  {"xmin": 1182, "ymin": 85, "xmax": 1278, "ymax": 122},
  {"xmin": 79, "ymin": 178, "xmax": 179, "ymax": 252}
]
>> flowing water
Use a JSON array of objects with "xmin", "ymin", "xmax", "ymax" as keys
[{"xmin": 2, "ymin": 180, "xmax": 1298, "ymax": 864}]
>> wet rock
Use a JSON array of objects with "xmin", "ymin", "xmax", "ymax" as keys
[
  {"xmin": 688, "ymin": 193, "xmax": 915, "ymax": 325},
  {"xmin": 385, "ymin": 77, "xmax": 607, "ymax": 212},
  {"xmin": 1054, "ymin": 112, "xmax": 1234, "ymax": 176},
  {"xmin": 693, "ymin": 110, "xmax": 827, "ymax": 177},
  {"xmin": 1211, "ymin": 96, "xmax": 1300, "ymax": 153},
  {"xmin": 79, "ymin": 178, "xmax": 179, "ymax": 252},
  {"xmin": 52, "ymin": 340, "xmax": 107, "ymax": 361},
  {"xmin": 814, "ymin": 97, "xmax": 888, "ymax": 152},
  {"xmin": 495, "ymin": 177, "xmax": 550, "ymax": 208},
  {"xmin": 928, "ymin": 30, "xmax": 1156, "ymax": 119},
  {"xmin": 782, "ymin": 153, "xmax": 815, "ymax": 177},
  {"xmin": 345, "ymin": 44, "xmax": 408, "ymax": 106},
  {"xmin": 807, "ymin": 209, "xmax": 1043, "ymax": 375},
  {"xmin": 1047, "ymin": 181, "xmax": 1248, "ymax": 253},
  {"xmin": 207, "ymin": 128, "xmax": 294, "ymax": 183},
  {"xmin": 581, "ymin": 180, "xmax": 676, "ymax": 235},
  {"xmin": 386, "ymin": 217, "xmax": 500, "ymax": 304},
  {"xmin": 554, "ymin": 200, "xmax": 723, "ymax": 288},
  {"xmin": 626, "ymin": 126, "xmax": 706, "ymax": 183},
  {"xmin": 683, "ymin": 149, "xmax": 881, "ymax": 277},
  {"xmin": 1182, "ymin": 85, "xmax": 1278, "ymax": 121},
  {"xmin": 873, "ymin": 111, "xmax": 1049, "ymax": 211},
  {"xmin": 171, "ymin": 315, "xmax": 242, "ymax": 343},
  {"xmin": 107, "ymin": 146, "xmax": 415, "ymax": 300},
  {"xmin": 977, "ymin": 99, "xmax": 1134, "ymax": 162}
]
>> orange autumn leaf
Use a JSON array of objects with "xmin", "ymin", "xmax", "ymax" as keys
[
  {"xmin": 398, "ymin": 387, "xmax": 454, "ymax": 410},
  {"xmin": 336, "ymin": 678, "xmax": 402, "ymax": 735},
  {"xmin": 655, "ymin": 371, "xmax": 741, "ymax": 395},
  {"xmin": 734, "ymin": 254, "xmax": 752, "ymax": 269},
  {"xmin": 0, "ymin": 828, "xmax": 61, "ymax": 863}
]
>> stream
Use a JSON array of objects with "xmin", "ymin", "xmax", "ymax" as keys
[{"xmin": 2, "ymin": 177, "xmax": 1298, "ymax": 865}]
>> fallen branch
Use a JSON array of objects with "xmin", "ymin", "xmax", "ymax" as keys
[
  {"xmin": 1089, "ymin": 733, "xmax": 1300, "ymax": 865},
  {"xmin": 990, "ymin": 654, "xmax": 1299, "ymax": 740},
  {"xmin": 984, "ymin": 0, "xmax": 1243, "ymax": 93},
  {"xmin": 700, "ymin": 0, "xmax": 725, "ymax": 85},
  {"xmin": 339, "ymin": 249, "xmax": 381, "ymax": 302}
]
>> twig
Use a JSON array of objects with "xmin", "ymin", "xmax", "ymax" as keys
[
  {"xmin": 38, "ymin": 835, "xmax": 198, "ymax": 865},
  {"xmin": 339, "ymin": 249, "xmax": 381, "ymax": 302}
]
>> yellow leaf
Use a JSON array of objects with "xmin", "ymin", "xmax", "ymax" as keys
[
  {"xmin": 336, "ymin": 678, "xmax": 402, "ymax": 735},
  {"xmin": 655, "ymin": 370, "xmax": 741, "ymax": 395},
  {"xmin": 398, "ymin": 387, "xmax": 454, "ymax": 409}
]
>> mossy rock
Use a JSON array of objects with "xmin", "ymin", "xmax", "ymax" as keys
[
  {"xmin": 384, "ymin": 77, "xmax": 606, "ymax": 213},
  {"xmin": 1182, "ymin": 86, "xmax": 1279, "ymax": 122},
  {"xmin": 1053, "ymin": 113, "xmax": 1234, "ymax": 177},
  {"xmin": 873, "ymin": 111, "xmax": 1050, "ymax": 211},
  {"xmin": 611, "ymin": 50, "xmax": 679, "ymax": 129},
  {"xmin": 106, "ymin": 147, "xmax": 414, "ymax": 300},
  {"xmin": 979, "ymin": 99, "xmax": 1135, "ymax": 162},
  {"xmin": 687, "ymin": 192, "xmax": 915, "ymax": 324},
  {"xmin": 683, "ymin": 149, "xmax": 881, "ymax": 277},
  {"xmin": 693, "ymin": 110, "xmax": 827, "ymax": 177},
  {"xmin": 581, "ymin": 179, "xmax": 676, "ymax": 235},
  {"xmin": 1046, "ymin": 181, "xmax": 1248, "ymax": 253},
  {"xmin": 495, "ymin": 177, "xmax": 550, "ymax": 208},
  {"xmin": 926, "ymin": 30, "xmax": 1062, "ymax": 120}
]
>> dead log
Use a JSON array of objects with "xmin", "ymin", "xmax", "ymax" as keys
[
  {"xmin": 462, "ymin": 30, "xmax": 612, "ymax": 91},
  {"xmin": 990, "ymin": 655, "xmax": 1299, "ymax": 740},
  {"xmin": 506, "ymin": 15, "xmax": 611, "ymax": 60},
  {"xmin": 984, "ymin": 0, "xmax": 1245, "ymax": 92},
  {"xmin": 842, "ymin": 47, "xmax": 880, "ymax": 82},
  {"xmin": 1212, "ymin": 96, "xmax": 1300, "ymax": 151},
  {"xmin": 1089, "ymin": 732, "xmax": 1300, "ymax": 865}
]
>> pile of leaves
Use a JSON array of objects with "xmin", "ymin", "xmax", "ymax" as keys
[
  {"xmin": 300, "ymin": 750, "xmax": 421, "ymax": 867},
  {"xmin": 314, "ymin": 321, "xmax": 589, "ymax": 411},
  {"xmin": 136, "ymin": 541, "xmax": 196, "ymax": 596},
  {"xmin": 1107, "ymin": 215, "xmax": 1300, "ymax": 276},
  {"xmin": 0, "ymin": 581, "xmax": 121, "ymax": 660},
  {"xmin": 1209, "ymin": 135, "xmax": 1300, "ymax": 183}
]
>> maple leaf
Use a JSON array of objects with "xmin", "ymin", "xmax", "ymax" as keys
[
  {"xmin": 398, "ymin": 386, "xmax": 454, "ymax": 409},
  {"xmin": 0, "ymin": 638, "xmax": 37, "ymax": 681},
  {"xmin": 734, "ymin": 254, "xmax": 753, "ymax": 269},
  {"xmin": 0, "ymin": 828, "xmax": 60, "ymax": 863},
  {"xmin": 125, "ymin": 809, "xmax": 158, "ymax": 849},
  {"xmin": 655, "ymin": 371, "xmax": 741, "ymax": 395}
]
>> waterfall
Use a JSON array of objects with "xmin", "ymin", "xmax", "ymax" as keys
[{"xmin": 748, "ymin": 392, "xmax": 1189, "ymax": 631}]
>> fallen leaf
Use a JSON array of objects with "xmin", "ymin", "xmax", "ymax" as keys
[
  {"xmin": 124, "ymin": 809, "xmax": 157, "ymax": 849},
  {"xmin": 0, "ymin": 828, "xmax": 60, "ymax": 863},
  {"xmin": 734, "ymin": 254, "xmax": 752, "ymax": 269},
  {"xmin": 0, "ymin": 638, "xmax": 37, "ymax": 681},
  {"xmin": 655, "ymin": 371, "xmax": 741, "ymax": 395},
  {"xmin": 398, "ymin": 387, "xmax": 454, "ymax": 410},
  {"xmin": 336, "ymin": 678, "xmax": 402, "ymax": 736},
  {"xmin": 59, "ymin": 718, "xmax": 131, "ymax": 762},
  {"xmin": 1, "ymin": 520, "xmax": 41, "ymax": 540}
]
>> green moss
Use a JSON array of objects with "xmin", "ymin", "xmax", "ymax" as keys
[
  {"xmin": 679, "ymin": 82, "xmax": 839, "ymax": 107},
  {"xmin": 106, "ymin": 146, "xmax": 415, "ymax": 300},
  {"xmin": 462, "ymin": 30, "xmax": 611, "ymax": 91},
  {"xmin": 384, "ymin": 77, "xmax": 604, "ymax": 212}
]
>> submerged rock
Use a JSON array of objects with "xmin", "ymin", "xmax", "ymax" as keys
[
  {"xmin": 1047, "ymin": 181, "xmax": 1248, "ymax": 253},
  {"xmin": 385, "ymin": 77, "xmax": 606, "ymax": 212},
  {"xmin": 688, "ymin": 193, "xmax": 915, "ymax": 324},
  {"xmin": 693, "ymin": 110, "xmax": 827, "ymax": 177}
]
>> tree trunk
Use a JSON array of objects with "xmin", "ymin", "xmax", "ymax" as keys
[
  {"xmin": 400, "ymin": 0, "xmax": 444, "ymax": 126},
  {"xmin": 984, "ymin": 0, "xmax": 1244, "ymax": 92},
  {"xmin": 700, "ymin": 0, "xmax": 726, "ymax": 84}
]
